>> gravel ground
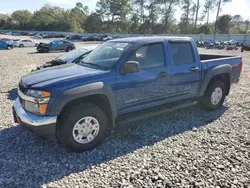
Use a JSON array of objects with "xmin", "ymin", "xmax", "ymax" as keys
[{"xmin": 0, "ymin": 35, "xmax": 250, "ymax": 188}]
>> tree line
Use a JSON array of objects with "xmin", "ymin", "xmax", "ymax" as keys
[{"xmin": 0, "ymin": 0, "xmax": 249, "ymax": 34}]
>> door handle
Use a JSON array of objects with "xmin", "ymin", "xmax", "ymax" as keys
[
  {"xmin": 158, "ymin": 71, "xmax": 168, "ymax": 77},
  {"xmin": 189, "ymin": 67, "xmax": 199, "ymax": 72}
]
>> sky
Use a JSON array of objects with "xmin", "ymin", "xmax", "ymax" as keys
[{"xmin": 0, "ymin": 0, "xmax": 250, "ymax": 22}]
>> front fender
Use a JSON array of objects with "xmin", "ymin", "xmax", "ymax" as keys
[
  {"xmin": 47, "ymin": 82, "xmax": 117, "ymax": 119},
  {"xmin": 198, "ymin": 64, "xmax": 232, "ymax": 96}
]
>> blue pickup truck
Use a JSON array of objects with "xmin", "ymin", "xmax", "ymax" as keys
[{"xmin": 13, "ymin": 37, "xmax": 243, "ymax": 152}]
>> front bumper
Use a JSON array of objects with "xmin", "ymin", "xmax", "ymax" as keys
[{"xmin": 13, "ymin": 98, "xmax": 57, "ymax": 137}]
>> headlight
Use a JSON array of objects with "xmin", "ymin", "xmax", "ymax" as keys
[
  {"xmin": 25, "ymin": 101, "xmax": 40, "ymax": 114},
  {"xmin": 25, "ymin": 101, "xmax": 48, "ymax": 115},
  {"xmin": 24, "ymin": 90, "xmax": 51, "ymax": 115},
  {"xmin": 27, "ymin": 89, "xmax": 51, "ymax": 98}
]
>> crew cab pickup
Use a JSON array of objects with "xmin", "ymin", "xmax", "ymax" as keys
[{"xmin": 13, "ymin": 37, "xmax": 243, "ymax": 152}]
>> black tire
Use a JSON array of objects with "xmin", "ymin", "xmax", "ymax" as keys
[
  {"xmin": 66, "ymin": 46, "xmax": 73, "ymax": 52},
  {"xmin": 19, "ymin": 44, "xmax": 24, "ymax": 48},
  {"xmin": 43, "ymin": 47, "xmax": 49, "ymax": 53},
  {"xmin": 35, "ymin": 43, "xmax": 38, "ymax": 47},
  {"xmin": 57, "ymin": 103, "xmax": 108, "ymax": 152},
  {"xmin": 200, "ymin": 80, "xmax": 226, "ymax": 111},
  {"xmin": 241, "ymin": 48, "xmax": 244, "ymax": 52}
]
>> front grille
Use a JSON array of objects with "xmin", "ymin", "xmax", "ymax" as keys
[{"xmin": 19, "ymin": 81, "xmax": 25, "ymax": 93}]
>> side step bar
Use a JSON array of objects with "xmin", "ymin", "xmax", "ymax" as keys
[{"xmin": 116, "ymin": 100, "xmax": 197, "ymax": 125}]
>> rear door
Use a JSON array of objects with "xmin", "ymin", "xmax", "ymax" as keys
[
  {"xmin": 60, "ymin": 41, "xmax": 69, "ymax": 50},
  {"xmin": 168, "ymin": 40, "xmax": 202, "ymax": 100},
  {"xmin": 52, "ymin": 41, "xmax": 64, "ymax": 51}
]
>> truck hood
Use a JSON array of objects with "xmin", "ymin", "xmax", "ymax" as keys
[{"xmin": 21, "ymin": 64, "xmax": 106, "ymax": 88}]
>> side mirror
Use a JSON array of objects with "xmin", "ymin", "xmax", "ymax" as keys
[{"xmin": 120, "ymin": 61, "xmax": 140, "ymax": 75}]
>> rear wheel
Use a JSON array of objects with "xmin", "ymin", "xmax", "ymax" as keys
[
  {"xmin": 57, "ymin": 103, "xmax": 108, "ymax": 152},
  {"xmin": 200, "ymin": 80, "xmax": 226, "ymax": 111},
  {"xmin": 66, "ymin": 46, "xmax": 73, "ymax": 52},
  {"xmin": 19, "ymin": 44, "xmax": 24, "ymax": 48}
]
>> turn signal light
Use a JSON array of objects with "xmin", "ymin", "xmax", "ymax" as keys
[{"xmin": 39, "ymin": 104, "xmax": 48, "ymax": 115}]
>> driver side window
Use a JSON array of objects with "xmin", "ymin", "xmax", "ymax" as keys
[{"xmin": 127, "ymin": 43, "xmax": 165, "ymax": 69}]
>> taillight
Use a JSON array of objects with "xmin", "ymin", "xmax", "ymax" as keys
[{"xmin": 240, "ymin": 61, "xmax": 243, "ymax": 72}]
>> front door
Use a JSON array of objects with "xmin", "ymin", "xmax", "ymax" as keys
[
  {"xmin": 168, "ymin": 40, "xmax": 202, "ymax": 100},
  {"xmin": 114, "ymin": 42, "xmax": 171, "ymax": 114}
]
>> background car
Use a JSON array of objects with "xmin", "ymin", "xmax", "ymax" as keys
[
  {"xmin": 65, "ymin": 35, "xmax": 82, "ymax": 40},
  {"xmin": 87, "ymin": 35, "xmax": 99, "ymax": 41},
  {"xmin": 0, "ymin": 41, "xmax": 12, "ymax": 49},
  {"xmin": 81, "ymin": 36, "xmax": 88, "ymax": 41},
  {"xmin": 14, "ymin": 39, "xmax": 39, "ymax": 47},
  {"xmin": 32, "ymin": 34, "xmax": 43, "ymax": 39},
  {"xmin": 36, "ymin": 40, "xmax": 76, "ymax": 53},
  {"xmin": 226, "ymin": 42, "xmax": 238, "ymax": 50},
  {"xmin": 0, "ymin": 38, "xmax": 14, "ymax": 48},
  {"xmin": 101, "ymin": 35, "xmax": 113, "ymax": 41},
  {"xmin": 241, "ymin": 42, "xmax": 250, "ymax": 52},
  {"xmin": 33, "ymin": 46, "xmax": 98, "ymax": 71}
]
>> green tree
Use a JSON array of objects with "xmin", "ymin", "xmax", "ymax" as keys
[
  {"xmin": 130, "ymin": 13, "xmax": 140, "ymax": 33},
  {"xmin": 215, "ymin": 0, "xmax": 231, "ymax": 22},
  {"xmin": 11, "ymin": 10, "xmax": 33, "ymax": 29},
  {"xmin": 96, "ymin": 0, "xmax": 131, "ymax": 22},
  {"xmin": 194, "ymin": 0, "xmax": 200, "ymax": 28},
  {"xmin": 181, "ymin": 0, "xmax": 191, "ymax": 26},
  {"xmin": 85, "ymin": 13, "xmax": 102, "ymax": 33},
  {"xmin": 232, "ymin": 14, "xmax": 243, "ymax": 29},
  {"xmin": 245, "ymin": 20, "xmax": 250, "ymax": 32},
  {"xmin": 0, "ymin": 14, "xmax": 14, "ymax": 29},
  {"xmin": 215, "ymin": 14, "xmax": 232, "ymax": 33},
  {"xmin": 203, "ymin": 0, "xmax": 216, "ymax": 25},
  {"xmin": 156, "ymin": 0, "xmax": 180, "ymax": 32},
  {"xmin": 198, "ymin": 24, "xmax": 214, "ymax": 34},
  {"xmin": 146, "ymin": 0, "xmax": 161, "ymax": 32},
  {"xmin": 132, "ymin": 0, "xmax": 147, "ymax": 23},
  {"xmin": 70, "ymin": 2, "xmax": 89, "ymax": 31},
  {"xmin": 76, "ymin": 2, "xmax": 89, "ymax": 15}
]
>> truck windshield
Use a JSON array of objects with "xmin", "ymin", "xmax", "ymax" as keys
[{"xmin": 79, "ymin": 42, "xmax": 131, "ymax": 70}]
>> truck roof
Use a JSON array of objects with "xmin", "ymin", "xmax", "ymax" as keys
[{"xmin": 110, "ymin": 36, "xmax": 192, "ymax": 43}]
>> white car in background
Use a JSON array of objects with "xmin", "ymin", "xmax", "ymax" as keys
[{"xmin": 14, "ymin": 39, "xmax": 39, "ymax": 47}]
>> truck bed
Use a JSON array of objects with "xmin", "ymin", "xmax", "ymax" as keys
[
  {"xmin": 200, "ymin": 54, "xmax": 234, "ymax": 61},
  {"xmin": 200, "ymin": 54, "xmax": 242, "ymax": 84}
]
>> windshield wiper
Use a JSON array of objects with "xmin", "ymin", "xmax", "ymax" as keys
[{"xmin": 79, "ymin": 62, "xmax": 105, "ymax": 70}]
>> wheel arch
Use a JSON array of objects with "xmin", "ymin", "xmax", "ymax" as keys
[
  {"xmin": 48, "ymin": 82, "xmax": 117, "ymax": 128},
  {"xmin": 58, "ymin": 94, "xmax": 114, "ymax": 129},
  {"xmin": 198, "ymin": 65, "xmax": 232, "ymax": 97}
]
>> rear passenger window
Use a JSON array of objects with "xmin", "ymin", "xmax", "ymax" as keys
[
  {"xmin": 169, "ymin": 42, "xmax": 195, "ymax": 65},
  {"xmin": 128, "ymin": 43, "xmax": 165, "ymax": 69}
]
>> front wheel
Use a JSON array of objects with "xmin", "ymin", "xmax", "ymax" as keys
[
  {"xmin": 200, "ymin": 80, "xmax": 226, "ymax": 111},
  {"xmin": 57, "ymin": 103, "xmax": 108, "ymax": 152}
]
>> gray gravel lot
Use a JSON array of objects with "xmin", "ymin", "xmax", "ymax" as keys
[{"xmin": 0, "ymin": 35, "xmax": 250, "ymax": 187}]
